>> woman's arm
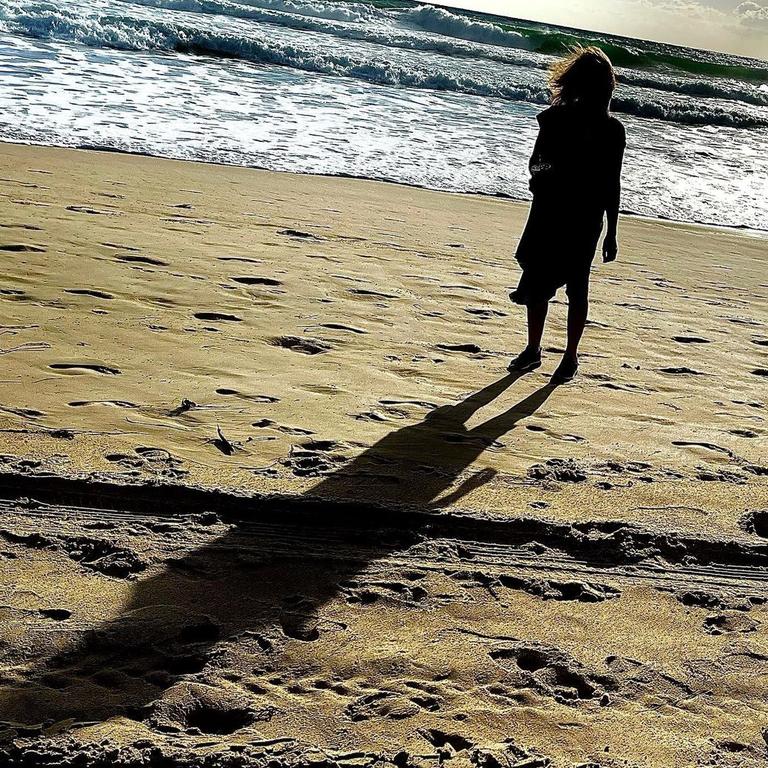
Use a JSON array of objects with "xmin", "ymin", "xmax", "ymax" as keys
[
  {"xmin": 528, "ymin": 131, "xmax": 546, "ymax": 192},
  {"xmin": 603, "ymin": 124, "xmax": 626, "ymax": 262}
]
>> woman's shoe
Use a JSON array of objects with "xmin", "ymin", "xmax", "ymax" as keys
[
  {"xmin": 508, "ymin": 346, "xmax": 542, "ymax": 373},
  {"xmin": 552, "ymin": 356, "xmax": 578, "ymax": 383}
]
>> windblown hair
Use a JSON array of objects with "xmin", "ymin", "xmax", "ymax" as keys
[{"xmin": 548, "ymin": 45, "xmax": 617, "ymax": 111}]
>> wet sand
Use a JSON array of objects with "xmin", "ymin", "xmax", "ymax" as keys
[{"xmin": 0, "ymin": 141, "xmax": 767, "ymax": 767}]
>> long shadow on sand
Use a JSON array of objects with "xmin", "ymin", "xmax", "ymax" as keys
[{"xmin": 0, "ymin": 373, "xmax": 560, "ymax": 731}]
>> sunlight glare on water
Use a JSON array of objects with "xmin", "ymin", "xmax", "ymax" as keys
[{"xmin": 0, "ymin": 0, "xmax": 765, "ymax": 230}]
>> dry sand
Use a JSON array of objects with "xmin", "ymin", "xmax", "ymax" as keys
[{"xmin": 0, "ymin": 141, "xmax": 767, "ymax": 767}]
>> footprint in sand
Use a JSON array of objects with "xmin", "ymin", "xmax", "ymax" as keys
[
  {"xmin": 343, "ymin": 577, "xmax": 429, "ymax": 606},
  {"xmin": 194, "ymin": 312, "xmax": 242, "ymax": 323},
  {"xmin": 12, "ymin": 199, "xmax": 51, "ymax": 208},
  {"xmin": 379, "ymin": 398, "xmax": 437, "ymax": 410},
  {"xmin": 672, "ymin": 440, "xmax": 734, "ymax": 454},
  {"xmin": 69, "ymin": 400, "xmax": 137, "ymax": 409},
  {"xmin": 215, "ymin": 388, "xmax": 279, "ymax": 403},
  {"xmin": 497, "ymin": 575, "xmax": 619, "ymax": 603},
  {"xmin": 230, "ymin": 276, "xmax": 282, "ymax": 287},
  {"xmin": 349, "ymin": 288, "xmax": 398, "ymax": 300},
  {"xmin": 354, "ymin": 409, "xmax": 402, "ymax": 422},
  {"xmin": 617, "ymin": 302, "xmax": 661, "ymax": 312},
  {"xmin": 0, "ymin": 243, "xmax": 45, "ymax": 253},
  {"xmin": 525, "ymin": 424, "xmax": 584, "ymax": 443},
  {"xmin": 0, "ymin": 223, "xmax": 43, "ymax": 231},
  {"xmin": 66, "ymin": 205, "xmax": 120, "ymax": 216},
  {"xmin": 281, "ymin": 441, "xmax": 348, "ymax": 476},
  {"xmin": 488, "ymin": 641, "xmax": 607, "ymax": 704},
  {"xmin": 162, "ymin": 215, "xmax": 212, "ymax": 225},
  {"xmin": 102, "ymin": 242, "xmax": 139, "ymax": 251},
  {"xmin": 301, "ymin": 383, "xmax": 340, "ymax": 395},
  {"xmin": 741, "ymin": 509, "xmax": 768, "ymax": 538},
  {"xmin": 49, "ymin": 363, "xmax": 121, "ymax": 375},
  {"xmin": 463, "ymin": 308, "xmax": 507, "ymax": 319},
  {"xmin": 316, "ymin": 323, "xmax": 367, "ymax": 334},
  {"xmin": 658, "ymin": 367, "xmax": 705, "ymax": 375},
  {"xmin": 344, "ymin": 691, "xmax": 421, "ymax": 722},
  {"xmin": 0, "ymin": 341, "xmax": 50, "ymax": 354},
  {"xmin": 703, "ymin": 612, "xmax": 759, "ymax": 635},
  {"xmin": 217, "ymin": 256, "xmax": 263, "ymax": 264},
  {"xmin": 105, "ymin": 446, "xmax": 187, "ymax": 479},
  {"xmin": 151, "ymin": 693, "xmax": 253, "ymax": 736},
  {"xmin": 0, "ymin": 405, "xmax": 45, "ymax": 418},
  {"xmin": 117, "ymin": 254, "xmax": 167, "ymax": 266},
  {"xmin": 278, "ymin": 229, "xmax": 323, "ymax": 241},
  {"xmin": 729, "ymin": 429, "xmax": 758, "ymax": 438},
  {"xmin": 269, "ymin": 336, "xmax": 331, "ymax": 355},
  {"xmin": 305, "ymin": 253, "xmax": 341, "ymax": 263},
  {"xmin": 435, "ymin": 343, "xmax": 487, "ymax": 356},
  {"xmin": 65, "ymin": 289, "xmax": 114, "ymax": 300},
  {"xmin": 672, "ymin": 336, "xmax": 711, "ymax": 344},
  {"xmin": 252, "ymin": 419, "xmax": 313, "ymax": 436},
  {"xmin": 725, "ymin": 316, "xmax": 761, "ymax": 326},
  {"xmin": 38, "ymin": 609, "xmax": 72, "ymax": 621}
]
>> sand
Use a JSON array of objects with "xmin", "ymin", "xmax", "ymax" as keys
[{"xmin": 0, "ymin": 141, "xmax": 766, "ymax": 767}]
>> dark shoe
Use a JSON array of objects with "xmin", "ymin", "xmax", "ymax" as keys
[
  {"xmin": 508, "ymin": 346, "xmax": 542, "ymax": 373},
  {"xmin": 552, "ymin": 356, "xmax": 578, "ymax": 383}
]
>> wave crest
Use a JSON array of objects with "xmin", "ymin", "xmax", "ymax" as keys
[
  {"xmin": 2, "ymin": 2, "xmax": 767, "ymax": 128},
  {"xmin": 403, "ymin": 5, "xmax": 528, "ymax": 48},
  {"xmin": 403, "ymin": 4, "xmax": 768, "ymax": 84}
]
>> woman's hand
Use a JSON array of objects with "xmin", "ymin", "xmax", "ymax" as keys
[{"xmin": 602, "ymin": 232, "xmax": 618, "ymax": 262}]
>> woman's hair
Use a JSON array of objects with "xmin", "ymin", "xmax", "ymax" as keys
[{"xmin": 548, "ymin": 45, "xmax": 617, "ymax": 111}]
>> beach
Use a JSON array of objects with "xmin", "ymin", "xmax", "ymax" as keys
[{"xmin": 0, "ymin": 141, "xmax": 767, "ymax": 766}]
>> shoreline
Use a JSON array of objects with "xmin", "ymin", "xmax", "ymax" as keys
[{"xmin": 3, "ymin": 136, "xmax": 766, "ymax": 237}]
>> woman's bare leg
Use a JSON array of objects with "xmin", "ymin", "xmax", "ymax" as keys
[
  {"xmin": 564, "ymin": 296, "xmax": 588, "ymax": 361},
  {"xmin": 527, "ymin": 300, "xmax": 549, "ymax": 351},
  {"xmin": 508, "ymin": 300, "xmax": 547, "ymax": 372}
]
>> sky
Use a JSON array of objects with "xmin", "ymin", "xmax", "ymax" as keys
[{"xmin": 435, "ymin": 0, "xmax": 768, "ymax": 58}]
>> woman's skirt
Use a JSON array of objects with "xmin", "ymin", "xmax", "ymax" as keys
[{"xmin": 511, "ymin": 193, "xmax": 604, "ymax": 305}]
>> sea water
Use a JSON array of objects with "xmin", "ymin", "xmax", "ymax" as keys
[{"xmin": 0, "ymin": 0, "xmax": 766, "ymax": 230}]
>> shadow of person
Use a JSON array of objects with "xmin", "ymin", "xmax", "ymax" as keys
[{"xmin": 0, "ymin": 374, "xmax": 559, "ymax": 730}]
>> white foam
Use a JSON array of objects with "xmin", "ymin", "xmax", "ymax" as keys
[
  {"xmin": 402, "ymin": 5, "xmax": 528, "ymax": 50},
  {"xmin": 0, "ymin": 0, "xmax": 766, "ymax": 230},
  {"xmin": 4, "ymin": 3, "xmax": 764, "ymax": 128}
]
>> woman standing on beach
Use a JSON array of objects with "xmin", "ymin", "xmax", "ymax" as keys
[{"xmin": 509, "ymin": 46, "xmax": 626, "ymax": 382}]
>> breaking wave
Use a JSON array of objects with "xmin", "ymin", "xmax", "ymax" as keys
[
  {"xmin": 402, "ymin": 4, "xmax": 768, "ymax": 84},
  {"xmin": 2, "ymin": 3, "xmax": 766, "ymax": 128}
]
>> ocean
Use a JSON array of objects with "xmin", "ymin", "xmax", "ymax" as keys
[{"xmin": 0, "ymin": 0, "xmax": 766, "ymax": 231}]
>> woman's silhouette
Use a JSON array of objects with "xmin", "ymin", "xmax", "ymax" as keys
[{"xmin": 509, "ymin": 46, "xmax": 626, "ymax": 382}]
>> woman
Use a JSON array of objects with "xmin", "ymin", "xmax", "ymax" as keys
[{"xmin": 509, "ymin": 46, "xmax": 626, "ymax": 382}]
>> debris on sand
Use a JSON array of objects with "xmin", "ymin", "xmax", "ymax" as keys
[
  {"xmin": 210, "ymin": 426, "xmax": 237, "ymax": 456},
  {"xmin": 169, "ymin": 398, "xmax": 197, "ymax": 417}
]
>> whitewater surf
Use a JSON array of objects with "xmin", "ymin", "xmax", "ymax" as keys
[{"xmin": 0, "ymin": 0, "xmax": 766, "ymax": 229}]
